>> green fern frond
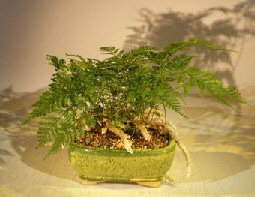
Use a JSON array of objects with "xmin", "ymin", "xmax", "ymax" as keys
[
  {"xmin": 24, "ymin": 90, "xmax": 61, "ymax": 123},
  {"xmin": 179, "ymin": 67, "xmax": 246, "ymax": 105},
  {"xmin": 162, "ymin": 87, "xmax": 185, "ymax": 117},
  {"xmin": 165, "ymin": 39, "xmax": 232, "ymax": 54},
  {"xmin": 24, "ymin": 39, "xmax": 246, "ymax": 156},
  {"xmin": 37, "ymin": 116, "xmax": 56, "ymax": 146},
  {"xmin": 100, "ymin": 46, "xmax": 120, "ymax": 55},
  {"xmin": 37, "ymin": 114, "xmax": 75, "ymax": 158},
  {"xmin": 44, "ymin": 131, "xmax": 67, "ymax": 158},
  {"xmin": 47, "ymin": 55, "xmax": 66, "ymax": 71}
]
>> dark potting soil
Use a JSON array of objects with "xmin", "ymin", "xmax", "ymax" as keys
[{"xmin": 75, "ymin": 125, "xmax": 170, "ymax": 150}]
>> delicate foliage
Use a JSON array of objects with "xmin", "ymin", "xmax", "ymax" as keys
[{"xmin": 25, "ymin": 39, "xmax": 245, "ymax": 156}]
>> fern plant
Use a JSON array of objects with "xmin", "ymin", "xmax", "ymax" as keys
[{"xmin": 25, "ymin": 39, "xmax": 245, "ymax": 159}]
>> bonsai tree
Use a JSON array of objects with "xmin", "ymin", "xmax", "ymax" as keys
[{"xmin": 25, "ymin": 39, "xmax": 245, "ymax": 178}]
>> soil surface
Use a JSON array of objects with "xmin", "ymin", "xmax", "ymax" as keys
[{"xmin": 75, "ymin": 126, "xmax": 170, "ymax": 150}]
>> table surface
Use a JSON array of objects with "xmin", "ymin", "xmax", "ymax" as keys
[{"xmin": 0, "ymin": 88, "xmax": 255, "ymax": 197}]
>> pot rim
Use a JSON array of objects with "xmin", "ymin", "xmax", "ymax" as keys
[{"xmin": 70, "ymin": 138, "xmax": 175, "ymax": 155}]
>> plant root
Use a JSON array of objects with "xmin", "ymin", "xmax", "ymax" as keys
[
  {"xmin": 149, "ymin": 118, "xmax": 192, "ymax": 179},
  {"xmin": 137, "ymin": 123, "xmax": 152, "ymax": 141},
  {"xmin": 166, "ymin": 121, "xmax": 192, "ymax": 178},
  {"xmin": 109, "ymin": 127, "xmax": 133, "ymax": 153},
  {"xmin": 137, "ymin": 108, "xmax": 191, "ymax": 178}
]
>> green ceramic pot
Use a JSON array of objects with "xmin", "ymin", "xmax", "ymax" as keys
[{"xmin": 69, "ymin": 139, "xmax": 175, "ymax": 186}]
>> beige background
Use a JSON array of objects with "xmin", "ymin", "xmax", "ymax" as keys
[
  {"xmin": 0, "ymin": 0, "xmax": 254, "ymax": 92},
  {"xmin": 0, "ymin": 1, "xmax": 255, "ymax": 197}
]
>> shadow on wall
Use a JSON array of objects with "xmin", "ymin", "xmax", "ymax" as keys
[
  {"xmin": 124, "ymin": 0, "xmax": 255, "ymax": 85},
  {"xmin": 124, "ymin": 0, "xmax": 255, "ymax": 133}
]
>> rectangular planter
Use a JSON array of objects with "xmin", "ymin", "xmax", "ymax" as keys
[{"xmin": 69, "ymin": 139, "xmax": 175, "ymax": 187}]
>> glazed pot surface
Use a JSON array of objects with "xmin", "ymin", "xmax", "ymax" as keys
[{"xmin": 69, "ymin": 139, "xmax": 176, "ymax": 183}]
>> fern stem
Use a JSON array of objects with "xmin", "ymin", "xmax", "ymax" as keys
[{"xmin": 163, "ymin": 104, "xmax": 167, "ymax": 125}]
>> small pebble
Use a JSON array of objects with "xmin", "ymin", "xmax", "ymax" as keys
[{"xmin": 85, "ymin": 137, "xmax": 91, "ymax": 145}]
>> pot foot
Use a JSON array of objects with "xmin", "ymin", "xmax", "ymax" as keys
[
  {"xmin": 136, "ymin": 181, "xmax": 161, "ymax": 188},
  {"xmin": 80, "ymin": 179, "xmax": 99, "ymax": 186}
]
